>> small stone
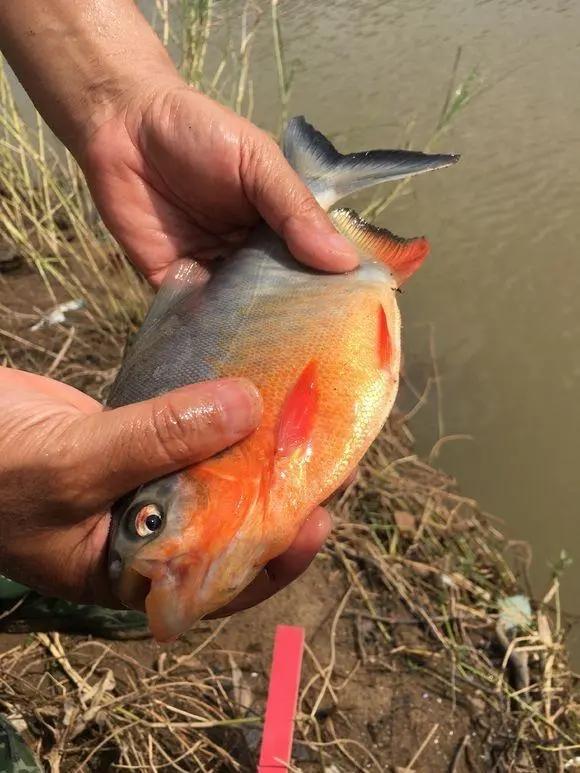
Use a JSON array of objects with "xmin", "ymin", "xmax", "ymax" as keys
[{"xmin": 393, "ymin": 510, "xmax": 417, "ymax": 535}]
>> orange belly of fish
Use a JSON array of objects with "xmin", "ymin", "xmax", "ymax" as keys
[{"xmin": 175, "ymin": 284, "xmax": 400, "ymax": 586}]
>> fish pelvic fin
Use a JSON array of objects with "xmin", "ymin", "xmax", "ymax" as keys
[
  {"xmin": 330, "ymin": 207, "xmax": 429, "ymax": 286},
  {"xmin": 283, "ymin": 116, "xmax": 459, "ymax": 209}
]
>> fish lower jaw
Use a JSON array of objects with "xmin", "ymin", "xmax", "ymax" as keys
[
  {"xmin": 136, "ymin": 553, "xmax": 217, "ymax": 642},
  {"xmin": 127, "ymin": 546, "xmax": 268, "ymax": 642}
]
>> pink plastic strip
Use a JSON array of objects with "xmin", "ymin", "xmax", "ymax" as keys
[{"xmin": 258, "ymin": 625, "xmax": 305, "ymax": 771}]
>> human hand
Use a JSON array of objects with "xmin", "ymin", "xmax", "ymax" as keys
[
  {"xmin": 79, "ymin": 84, "xmax": 358, "ymax": 286},
  {"xmin": 0, "ymin": 367, "xmax": 331, "ymax": 613},
  {"xmin": 1, "ymin": 0, "xmax": 356, "ymax": 287}
]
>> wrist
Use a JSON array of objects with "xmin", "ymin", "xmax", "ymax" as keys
[{"xmin": 70, "ymin": 66, "xmax": 185, "ymax": 159}]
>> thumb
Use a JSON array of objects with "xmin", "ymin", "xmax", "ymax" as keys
[
  {"xmin": 64, "ymin": 378, "xmax": 261, "ymax": 513},
  {"xmin": 244, "ymin": 131, "xmax": 359, "ymax": 273}
]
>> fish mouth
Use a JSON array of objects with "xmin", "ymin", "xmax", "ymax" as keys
[
  {"xmin": 118, "ymin": 552, "xmax": 216, "ymax": 643},
  {"xmin": 111, "ymin": 540, "xmax": 263, "ymax": 643}
]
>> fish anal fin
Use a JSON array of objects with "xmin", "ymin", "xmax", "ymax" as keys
[
  {"xmin": 330, "ymin": 208, "xmax": 429, "ymax": 286},
  {"xmin": 276, "ymin": 360, "xmax": 319, "ymax": 458}
]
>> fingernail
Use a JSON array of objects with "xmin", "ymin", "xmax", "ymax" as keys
[
  {"xmin": 216, "ymin": 378, "xmax": 262, "ymax": 436},
  {"xmin": 325, "ymin": 509, "xmax": 334, "ymax": 530}
]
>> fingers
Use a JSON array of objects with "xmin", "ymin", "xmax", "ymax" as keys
[
  {"xmin": 208, "ymin": 506, "xmax": 332, "ymax": 618},
  {"xmin": 242, "ymin": 130, "xmax": 359, "ymax": 273},
  {"xmin": 62, "ymin": 378, "xmax": 262, "ymax": 512}
]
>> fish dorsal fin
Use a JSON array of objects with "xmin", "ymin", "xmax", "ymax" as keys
[
  {"xmin": 330, "ymin": 208, "xmax": 429, "ymax": 287},
  {"xmin": 276, "ymin": 360, "xmax": 319, "ymax": 458},
  {"xmin": 283, "ymin": 116, "xmax": 459, "ymax": 210}
]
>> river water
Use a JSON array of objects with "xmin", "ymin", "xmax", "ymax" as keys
[{"xmin": 235, "ymin": 0, "xmax": 580, "ymax": 647}]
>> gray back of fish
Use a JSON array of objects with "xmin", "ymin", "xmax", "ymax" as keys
[{"xmin": 107, "ymin": 228, "xmax": 354, "ymax": 406}]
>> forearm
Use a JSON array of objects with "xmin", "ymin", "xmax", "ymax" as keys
[{"xmin": 0, "ymin": 0, "xmax": 181, "ymax": 155}]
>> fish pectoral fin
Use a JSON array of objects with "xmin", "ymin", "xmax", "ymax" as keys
[
  {"xmin": 283, "ymin": 116, "xmax": 459, "ymax": 209},
  {"xmin": 276, "ymin": 360, "xmax": 319, "ymax": 458},
  {"xmin": 378, "ymin": 303, "xmax": 392, "ymax": 370},
  {"xmin": 330, "ymin": 208, "xmax": 429, "ymax": 287}
]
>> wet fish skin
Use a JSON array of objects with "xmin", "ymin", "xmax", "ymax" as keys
[
  {"xmin": 107, "ymin": 226, "xmax": 389, "ymax": 405},
  {"xmin": 108, "ymin": 117, "xmax": 459, "ymax": 641}
]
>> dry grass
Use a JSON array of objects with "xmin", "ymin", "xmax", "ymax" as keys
[
  {"xmin": 330, "ymin": 422, "xmax": 579, "ymax": 770},
  {"xmin": 0, "ymin": 63, "xmax": 148, "ymax": 338},
  {"xmin": 0, "ymin": 1, "xmax": 578, "ymax": 770}
]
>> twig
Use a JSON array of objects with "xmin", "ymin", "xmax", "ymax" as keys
[
  {"xmin": 45, "ymin": 324, "xmax": 75, "ymax": 376},
  {"xmin": 406, "ymin": 722, "xmax": 440, "ymax": 770},
  {"xmin": 310, "ymin": 588, "xmax": 353, "ymax": 718},
  {"xmin": 449, "ymin": 733, "xmax": 470, "ymax": 773}
]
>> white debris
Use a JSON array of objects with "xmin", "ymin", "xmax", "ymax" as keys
[
  {"xmin": 30, "ymin": 299, "xmax": 84, "ymax": 331},
  {"xmin": 6, "ymin": 713, "xmax": 28, "ymax": 733},
  {"xmin": 441, "ymin": 573, "xmax": 456, "ymax": 588},
  {"xmin": 498, "ymin": 594, "xmax": 532, "ymax": 633}
]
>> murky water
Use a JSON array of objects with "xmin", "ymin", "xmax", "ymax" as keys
[{"xmin": 238, "ymin": 0, "xmax": 580, "ymax": 646}]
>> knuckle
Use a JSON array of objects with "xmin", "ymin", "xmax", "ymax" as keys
[
  {"xmin": 240, "ymin": 129, "xmax": 281, "ymax": 189},
  {"xmin": 290, "ymin": 193, "xmax": 320, "ymax": 220},
  {"xmin": 240, "ymin": 128, "xmax": 320, "ymax": 237},
  {"xmin": 150, "ymin": 395, "xmax": 225, "ymax": 463},
  {"xmin": 279, "ymin": 194, "xmax": 320, "ymax": 237},
  {"xmin": 241, "ymin": 127, "xmax": 278, "ymax": 167}
]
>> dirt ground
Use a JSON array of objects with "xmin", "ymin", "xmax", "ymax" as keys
[
  {"xmin": 205, "ymin": 559, "xmax": 485, "ymax": 772},
  {"xmin": 179, "ymin": 561, "xmax": 482, "ymax": 771},
  {"xmin": 0, "ymin": 558, "xmax": 486, "ymax": 772}
]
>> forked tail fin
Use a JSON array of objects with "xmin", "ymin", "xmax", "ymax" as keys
[{"xmin": 283, "ymin": 116, "xmax": 459, "ymax": 209}]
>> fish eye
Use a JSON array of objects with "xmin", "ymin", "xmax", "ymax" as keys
[{"xmin": 134, "ymin": 504, "xmax": 164, "ymax": 538}]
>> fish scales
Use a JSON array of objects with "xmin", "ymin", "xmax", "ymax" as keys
[{"xmin": 108, "ymin": 230, "xmax": 380, "ymax": 407}]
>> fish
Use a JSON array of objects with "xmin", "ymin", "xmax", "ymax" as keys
[{"xmin": 107, "ymin": 117, "xmax": 458, "ymax": 642}]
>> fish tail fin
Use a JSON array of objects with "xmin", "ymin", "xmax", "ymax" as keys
[
  {"xmin": 330, "ymin": 207, "xmax": 429, "ymax": 286},
  {"xmin": 283, "ymin": 116, "xmax": 459, "ymax": 210}
]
